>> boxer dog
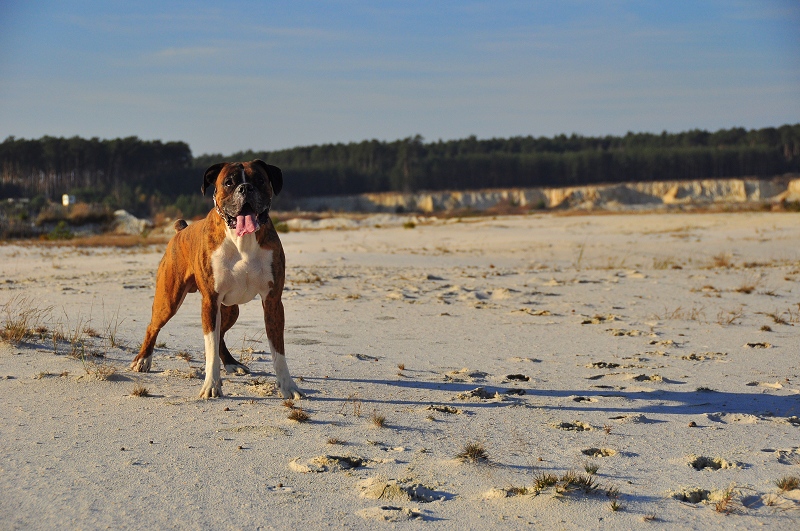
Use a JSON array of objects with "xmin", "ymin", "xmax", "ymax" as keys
[{"xmin": 130, "ymin": 160, "xmax": 303, "ymax": 400}]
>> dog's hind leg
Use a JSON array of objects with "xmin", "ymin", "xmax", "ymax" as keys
[
  {"xmin": 130, "ymin": 263, "xmax": 190, "ymax": 372},
  {"xmin": 219, "ymin": 304, "xmax": 249, "ymax": 374}
]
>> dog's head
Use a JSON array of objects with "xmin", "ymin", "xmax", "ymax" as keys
[{"xmin": 201, "ymin": 160, "xmax": 282, "ymax": 236}]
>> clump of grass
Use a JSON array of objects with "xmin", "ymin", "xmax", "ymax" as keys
[
  {"xmin": 609, "ymin": 498, "xmax": 623, "ymax": 511},
  {"xmin": 584, "ymin": 461, "xmax": 600, "ymax": 475},
  {"xmin": 456, "ymin": 441, "xmax": 488, "ymax": 463},
  {"xmin": 103, "ymin": 304, "xmax": 126, "ymax": 349},
  {"xmin": 652, "ymin": 256, "xmax": 675, "ymax": 270},
  {"xmin": 403, "ymin": 221, "xmax": 416, "ymax": 229},
  {"xmin": 287, "ymin": 407, "xmax": 310, "ymax": 422},
  {"xmin": 558, "ymin": 471, "xmax": 599, "ymax": 494},
  {"xmin": 714, "ymin": 485, "xmax": 738, "ymax": 514},
  {"xmin": 85, "ymin": 362, "xmax": 117, "ymax": 381},
  {"xmin": 370, "ymin": 410, "xmax": 387, "ymax": 428},
  {"xmin": 397, "ymin": 363, "xmax": 405, "ymax": 371},
  {"xmin": 326, "ymin": 437, "xmax": 345, "ymax": 445},
  {"xmin": 709, "ymin": 253, "xmax": 733, "ymax": 269},
  {"xmin": 83, "ymin": 326, "xmax": 100, "ymax": 338},
  {"xmin": 775, "ymin": 475, "xmax": 800, "ymax": 492},
  {"xmin": 717, "ymin": 307, "xmax": 744, "ymax": 325},
  {"xmin": 767, "ymin": 312, "xmax": 789, "ymax": 325},
  {"xmin": 131, "ymin": 384, "xmax": 150, "ymax": 397},
  {"xmin": 533, "ymin": 472, "xmax": 559, "ymax": 491},
  {"xmin": 0, "ymin": 295, "xmax": 52, "ymax": 344},
  {"xmin": 176, "ymin": 351, "xmax": 192, "ymax": 362},
  {"xmin": 761, "ymin": 325, "xmax": 772, "ymax": 332},
  {"xmin": 338, "ymin": 393, "xmax": 363, "ymax": 417},
  {"xmin": 282, "ymin": 399, "xmax": 295, "ymax": 409},
  {"xmin": 642, "ymin": 513, "xmax": 657, "ymax": 522}
]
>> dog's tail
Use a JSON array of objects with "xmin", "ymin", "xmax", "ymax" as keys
[{"xmin": 173, "ymin": 219, "xmax": 188, "ymax": 232}]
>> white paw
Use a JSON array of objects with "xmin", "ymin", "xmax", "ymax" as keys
[
  {"xmin": 224, "ymin": 362, "xmax": 250, "ymax": 375},
  {"xmin": 199, "ymin": 378, "xmax": 223, "ymax": 399},
  {"xmin": 278, "ymin": 376, "xmax": 304, "ymax": 400},
  {"xmin": 130, "ymin": 357, "xmax": 152, "ymax": 372}
]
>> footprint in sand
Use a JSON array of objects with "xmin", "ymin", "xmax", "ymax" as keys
[
  {"xmin": 551, "ymin": 421, "xmax": 592, "ymax": 431},
  {"xmin": 581, "ymin": 448, "xmax": 616, "ymax": 457},
  {"xmin": 687, "ymin": 455, "xmax": 740, "ymax": 470},
  {"xmin": 444, "ymin": 368, "xmax": 488, "ymax": 382},
  {"xmin": 356, "ymin": 506, "xmax": 423, "ymax": 522},
  {"xmin": 773, "ymin": 447, "xmax": 800, "ymax": 465},
  {"xmin": 358, "ymin": 477, "xmax": 447, "ymax": 503},
  {"xmin": 586, "ymin": 361, "xmax": 621, "ymax": 369},
  {"xmin": 746, "ymin": 381, "xmax": 783, "ymax": 390},
  {"xmin": 707, "ymin": 412, "xmax": 760, "ymax": 424},
  {"xmin": 453, "ymin": 387, "xmax": 501, "ymax": 401},
  {"xmin": 289, "ymin": 455, "xmax": 367, "ymax": 473}
]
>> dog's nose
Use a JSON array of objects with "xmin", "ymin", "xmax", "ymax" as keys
[{"xmin": 236, "ymin": 183, "xmax": 254, "ymax": 195}]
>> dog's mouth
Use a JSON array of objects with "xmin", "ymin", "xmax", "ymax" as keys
[{"xmin": 220, "ymin": 203, "xmax": 260, "ymax": 236}]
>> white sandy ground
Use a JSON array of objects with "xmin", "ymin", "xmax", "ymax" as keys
[{"xmin": 1, "ymin": 211, "xmax": 800, "ymax": 530}]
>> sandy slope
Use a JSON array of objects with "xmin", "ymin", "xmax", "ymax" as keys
[{"xmin": 1, "ymin": 211, "xmax": 799, "ymax": 530}]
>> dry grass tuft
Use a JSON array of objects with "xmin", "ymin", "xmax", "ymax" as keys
[
  {"xmin": 714, "ymin": 485, "xmax": 739, "ymax": 515},
  {"xmin": 456, "ymin": 441, "xmax": 489, "ymax": 463},
  {"xmin": 533, "ymin": 472, "xmax": 559, "ymax": 491},
  {"xmin": 131, "ymin": 384, "xmax": 150, "ymax": 397},
  {"xmin": 287, "ymin": 407, "xmax": 310, "ymax": 422},
  {"xmin": 82, "ymin": 326, "xmax": 100, "ymax": 338},
  {"xmin": 338, "ymin": 393, "xmax": 363, "ymax": 417},
  {"xmin": 584, "ymin": 461, "xmax": 600, "ymax": 475},
  {"xmin": 506, "ymin": 486, "xmax": 530, "ymax": 496},
  {"xmin": 370, "ymin": 410, "xmax": 387, "ymax": 428},
  {"xmin": 717, "ymin": 307, "xmax": 744, "ymax": 326},
  {"xmin": 85, "ymin": 362, "xmax": 117, "ymax": 381},
  {"xmin": 775, "ymin": 476, "xmax": 800, "ymax": 492},
  {"xmin": 709, "ymin": 253, "xmax": 733, "ymax": 269},
  {"xmin": 558, "ymin": 471, "xmax": 599, "ymax": 494},
  {"xmin": 326, "ymin": 437, "xmax": 345, "ymax": 445},
  {"xmin": 0, "ymin": 295, "xmax": 52, "ymax": 344},
  {"xmin": 282, "ymin": 399, "xmax": 295, "ymax": 409},
  {"xmin": 766, "ymin": 312, "xmax": 789, "ymax": 325}
]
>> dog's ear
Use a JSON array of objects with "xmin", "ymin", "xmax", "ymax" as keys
[
  {"xmin": 252, "ymin": 160, "xmax": 283, "ymax": 196},
  {"xmin": 201, "ymin": 163, "xmax": 226, "ymax": 195}
]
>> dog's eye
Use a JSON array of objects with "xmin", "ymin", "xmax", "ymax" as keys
[{"xmin": 224, "ymin": 178, "xmax": 234, "ymax": 187}]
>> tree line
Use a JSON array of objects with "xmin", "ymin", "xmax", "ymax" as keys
[
  {"xmin": 1, "ymin": 124, "xmax": 799, "ymax": 217},
  {"xmin": 203, "ymin": 124, "xmax": 800, "ymax": 198}
]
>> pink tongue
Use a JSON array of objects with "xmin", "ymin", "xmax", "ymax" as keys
[{"xmin": 235, "ymin": 214, "xmax": 258, "ymax": 236}]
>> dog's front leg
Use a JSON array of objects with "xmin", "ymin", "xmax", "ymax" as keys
[
  {"xmin": 199, "ymin": 294, "xmax": 223, "ymax": 399},
  {"xmin": 263, "ymin": 297, "xmax": 303, "ymax": 399}
]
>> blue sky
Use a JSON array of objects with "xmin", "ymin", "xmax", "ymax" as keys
[{"xmin": 1, "ymin": 1, "xmax": 798, "ymax": 155}]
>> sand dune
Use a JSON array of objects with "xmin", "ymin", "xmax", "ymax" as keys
[{"xmin": 1, "ymin": 211, "xmax": 799, "ymax": 529}]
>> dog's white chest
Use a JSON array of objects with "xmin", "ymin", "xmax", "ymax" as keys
[{"xmin": 211, "ymin": 235, "xmax": 274, "ymax": 306}]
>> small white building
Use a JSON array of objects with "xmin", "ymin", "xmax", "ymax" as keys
[{"xmin": 62, "ymin": 194, "xmax": 76, "ymax": 206}]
